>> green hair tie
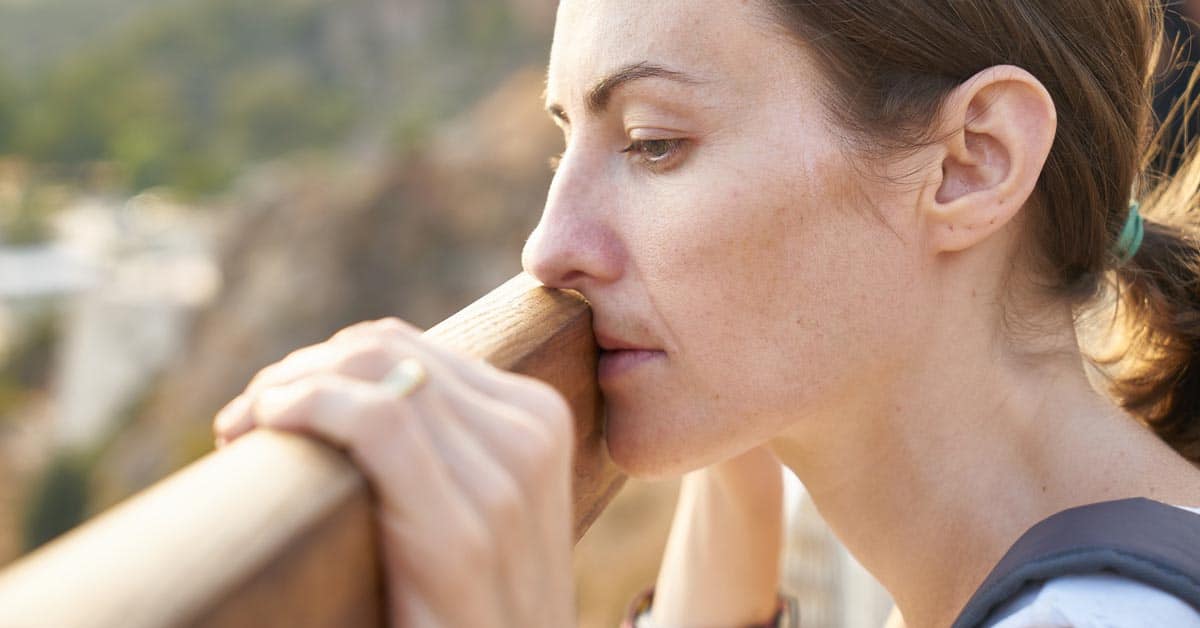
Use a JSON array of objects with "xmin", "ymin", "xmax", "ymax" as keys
[{"xmin": 1114, "ymin": 201, "xmax": 1145, "ymax": 265}]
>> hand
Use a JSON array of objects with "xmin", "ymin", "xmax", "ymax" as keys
[{"xmin": 212, "ymin": 318, "xmax": 577, "ymax": 627}]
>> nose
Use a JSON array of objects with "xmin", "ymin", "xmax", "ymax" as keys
[{"xmin": 521, "ymin": 153, "xmax": 624, "ymax": 290}]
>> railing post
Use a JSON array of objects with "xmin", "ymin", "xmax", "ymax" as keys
[{"xmin": 0, "ymin": 273, "xmax": 626, "ymax": 627}]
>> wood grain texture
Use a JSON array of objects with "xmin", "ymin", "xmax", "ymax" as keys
[{"xmin": 0, "ymin": 273, "xmax": 625, "ymax": 627}]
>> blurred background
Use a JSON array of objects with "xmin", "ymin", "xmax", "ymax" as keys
[
  {"xmin": 1, "ymin": 0, "xmax": 1196, "ymax": 626},
  {"xmin": 0, "ymin": 0, "xmax": 685, "ymax": 625}
]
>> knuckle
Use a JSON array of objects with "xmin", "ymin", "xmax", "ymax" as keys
[
  {"xmin": 330, "ymin": 319, "xmax": 378, "ymax": 342},
  {"xmin": 290, "ymin": 379, "xmax": 326, "ymax": 406},
  {"xmin": 330, "ymin": 339, "xmax": 393, "ymax": 376},
  {"xmin": 351, "ymin": 317, "xmax": 418, "ymax": 339},
  {"xmin": 279, "ymin": 346, "xmax": 304, "ymax": 362},
  {"xmin": 369, "ymin": 317, "xmax": 412, "ymax": 332},
  {"xmin": 282, "ymin": 344, "xmax": 317, "ymax": 364},
  {"xmin": 304, "ymin": 373, "xmax": 348, "ymax": 401},
  {"xmin": 247, "ymin": 344, "xmax": 320, "ymax": 391},
  {"xmin": 247, "ymin": 362, "xmax": 283, "ymax": 391},
  {"xmin": 255, "ymin": 380, "xmax": 319, "ymax": 424}
]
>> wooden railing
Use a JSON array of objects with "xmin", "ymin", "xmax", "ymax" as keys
[{"xmin": 0, "ymin": 273, "xmax": 627, "ymax": 627}]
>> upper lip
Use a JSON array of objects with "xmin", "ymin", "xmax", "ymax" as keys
[{"xmin": 594, "ymin": 329, "xmax": 659, "ymax": 352}]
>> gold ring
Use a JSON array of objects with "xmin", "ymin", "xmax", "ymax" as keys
[{"xmin": 379, "ymin": 357, "xmax": 428, "ymax": 399}]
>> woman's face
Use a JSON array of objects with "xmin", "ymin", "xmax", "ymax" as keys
[{"xmin": 523, "ymin": 0, "xmax": 930, "ymax": 477}]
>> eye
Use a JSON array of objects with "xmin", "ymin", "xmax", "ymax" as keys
[{"xmin": 621, "ymin": 138, "xmax": 686, "ymax": 170}]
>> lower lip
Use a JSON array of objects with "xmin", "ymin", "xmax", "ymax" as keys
[{"xmin": 598, "ymin": 349, "xmax": 665, "ymax": 382}]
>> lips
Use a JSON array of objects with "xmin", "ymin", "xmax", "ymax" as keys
[
  {"xmin": 594, "ymin": 329, "xmax": 665, "ymax": 382},
  {"xmin": 594, "ymin": 330, "xmax": 657, "ymax": 352}
]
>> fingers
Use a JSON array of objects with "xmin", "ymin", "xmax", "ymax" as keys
[
  {"xmin": 248, "ymin": 374, "xmax": 385, "ymax": 449},
  {"xmin": 411, "ymin": 375, "xmax": 560, "ymax": 623},
  {"xmin": 249, "ymin": 339, "xmax": 399, "ymax": 392},
  {"xmin": 210, "ymin": 316, "xmax": 577, "ymax": 627},
  {"xmin": 333, "ymin": 318, "xmax": 575, "ymax": 442},
  {"xmin": 326, "ymin": 316, "xmax": 570, "ymax": 428},
  {"xmin": 400, "ymin": 390, "xmax": 527, "ymax": 625},
  {"xmin": 214, "ymin": 317, "xmax": 573, "ymax": 449},
  {"xmin": 360, "ymin": 407, "xmax": 511, "ymax": 627},
  {"xmin": 243, "ymin": 365, "xmax": 519, "ymax": 626},
  {"xmin": 213, "ymin": 331, "xmax": 409, "ymax": 445},
  {"xmin": 213, "ymin": 395, "xmax": 254, "ymax": 446}
]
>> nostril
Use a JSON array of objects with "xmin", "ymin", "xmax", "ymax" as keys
[
  {"xmin": 521, "ymin": 211, "xmax": 624, "ymax": 289},
  {"xmin": 521, "ymin": 230, "xmax": 580, "ymax": 288}
]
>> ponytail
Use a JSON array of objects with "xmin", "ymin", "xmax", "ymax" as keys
[
  {"xmin": 1103, "ymin": 144, "xmax": 1200, "ymax": 464},
  {"xmin": 1107, "ymin": 217, "xmax": 1200, "ymax": 462}
]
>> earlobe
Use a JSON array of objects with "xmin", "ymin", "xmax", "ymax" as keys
[{"xmin": 924, "ymin": 65, "xmax": 1057, "ymax": 254}]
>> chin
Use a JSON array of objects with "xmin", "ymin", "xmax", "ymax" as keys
[
  {"xmin": 602, "ymin": 401, "xmax": 715, "ymax": 479},
  {"xmin": 606, "ymin": 437, "xmax": 687, "ymax": 480}
]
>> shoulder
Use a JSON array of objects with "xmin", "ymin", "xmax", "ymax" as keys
[{"xmin": 985, "ymin": 573, "xmax": 1200, "ymax": 628}]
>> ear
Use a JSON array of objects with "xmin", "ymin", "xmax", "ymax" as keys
[{"xmin": 922, "ymin": 65, "xmax": 1057, "ymax": 254}]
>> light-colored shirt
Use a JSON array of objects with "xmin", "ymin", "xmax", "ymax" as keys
[
  {"xmin": 781, "ymin": 470, "xmax": 1200, "ymax": 627},
  {"xmin": 985, "ymin": 505, "xmax": 1200, "ymax": 627}
]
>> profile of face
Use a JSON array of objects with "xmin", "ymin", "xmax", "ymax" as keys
[{"xmin": 522, "ymin": 0, "xmax": 942, "ymax": 478}]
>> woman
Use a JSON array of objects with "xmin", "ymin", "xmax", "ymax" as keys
[{"xmin": 214, "ymin": 1, "xmax": 1200, "ymax": 626}]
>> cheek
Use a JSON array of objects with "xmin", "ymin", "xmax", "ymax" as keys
[
  {"xmin": 647, "ymin": 150, "xmax": 874, "ymax": 365},
  {"xmin": 609, "ymin": 152, "xmax": 920, "ymax": 475}
]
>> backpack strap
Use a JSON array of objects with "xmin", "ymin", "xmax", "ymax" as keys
[{"xmin": 953, "ymin": 497, "xmax": 1200, "ymax": 628}]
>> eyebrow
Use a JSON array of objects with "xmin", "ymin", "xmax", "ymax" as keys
[{"xmin": 546, "ymin": 61, "xmax": 702, "ymax": 122}]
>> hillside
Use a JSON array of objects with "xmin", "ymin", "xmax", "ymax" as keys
[{"xmin": 0, "ymin": 0, "xmax": 552, "ymax": 195}]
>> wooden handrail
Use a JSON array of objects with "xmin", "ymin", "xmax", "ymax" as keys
[{"xmin": 0, "ymin": 273, "xmax": 626, "ymax": 627}]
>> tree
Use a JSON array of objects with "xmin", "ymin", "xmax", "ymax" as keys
[{"xmin": 0, "ymin": 65, "xmax": 18, "ymax": 154}]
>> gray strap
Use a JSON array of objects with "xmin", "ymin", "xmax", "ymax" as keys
[{"xmin": 953, "ymin": 498, "xmax": 1200, "ymax": 627}]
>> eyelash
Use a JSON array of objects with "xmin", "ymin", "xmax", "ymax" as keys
[
  {"xmin": 547, "ymin": 138, "xmax": 688, "ymax": 174},
  {"xmin": 621, "ymin": 138, "xmax": 686, "ymax": 170}
]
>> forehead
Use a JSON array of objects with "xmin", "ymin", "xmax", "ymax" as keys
[{"xmin": 546, "ymin": 0, "xmax": 794, "ymax": 104}]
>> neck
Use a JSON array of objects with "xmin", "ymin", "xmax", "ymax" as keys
[{"xmin": 769, "ymin": 297, "xmax": 1200, "ymax": 627}]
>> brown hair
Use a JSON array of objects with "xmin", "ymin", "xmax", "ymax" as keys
[{"xmin": 766, "ymin": 1, "xmax": 1200, "ymax": 462}]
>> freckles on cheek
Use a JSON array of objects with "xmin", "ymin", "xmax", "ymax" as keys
[
  {"xmin": 725, "ymin": 179, "xmax": 818, "ymax": 280},
  {"xmin": 651, "ymin": 181, "xmax": 816, "ymax": 331}
]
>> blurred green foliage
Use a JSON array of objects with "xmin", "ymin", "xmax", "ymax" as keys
[
  {"xmin": 21, "ymin": 452, "xmax": 88, "ymax": 552},
  {"xmin": 0, "ymin": 67, "xmax": 16, "ymax": 155},
  {"xmin": 8, "ymin": 0, "xmax": 366, "ymax": 195},
  {"xmin": 0, "ymin": 0, "xmax": 547, "ymax": 197}
]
